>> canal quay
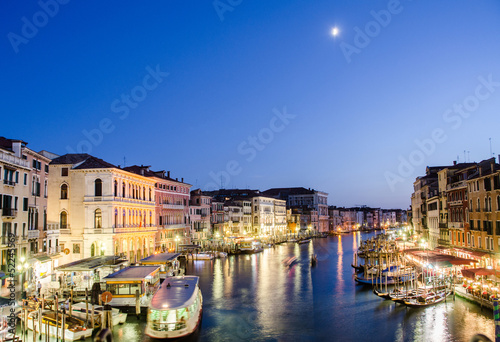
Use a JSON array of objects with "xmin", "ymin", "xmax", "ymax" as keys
[{"xmin": 12, "ymin": 232, "xmax": 496, "ymax": 342}]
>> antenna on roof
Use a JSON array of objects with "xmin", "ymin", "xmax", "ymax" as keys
[
  {"xmin": 467, "ymin": 151, "xmax": 470, "ymax": 162},
  {"xmin": 123, "ymin": 156, "xmax": 126, "ymax": 167}
]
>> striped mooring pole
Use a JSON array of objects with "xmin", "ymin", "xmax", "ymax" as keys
[{"xmin": 493, "ymin": 296, "xmax": 500, "ymax": 342}]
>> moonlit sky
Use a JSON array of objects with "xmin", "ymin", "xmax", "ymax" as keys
[{"xmin": 2, "ymin": 1, "xmax": 500, "ymax": 209}]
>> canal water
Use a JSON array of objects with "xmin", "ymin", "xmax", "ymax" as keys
[{"xmin": 16, "ymin": 232, "xmax": 496, "ymax": 341}]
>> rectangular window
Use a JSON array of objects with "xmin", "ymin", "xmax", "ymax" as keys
[
  {"xmin": 61, "ymin": 168, "xmax": 68, "ymax": 176},
  {"xmin": 23, "ymin": 198, "xmax": 28, "ymax": 211},
  {"xmin": 23, "ymin": 173, "xmax": 27, "ymax": 185},
  {"xmin": 45, "ymin": 165, "xmax": 49, "ymax": 173},
  {"xmin": 15, "ymin": 171, "xmax": 19, "ymax": 183}
]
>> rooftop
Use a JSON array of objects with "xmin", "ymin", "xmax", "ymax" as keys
[
  {"xmin": 140, "ymin": 253, "xmax": 180, "ymax": 263},
  {"xmin": 56, "ymin": 256, "xmax": 127, "ymax": 272},
  {"xmin": 103, "ymin": 266, "xmax": 159, "ymax": 280}
]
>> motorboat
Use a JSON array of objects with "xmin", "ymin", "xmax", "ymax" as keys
[{"xmin": 145, "ymin": 276, "xmax": 202, "ymax": 339}]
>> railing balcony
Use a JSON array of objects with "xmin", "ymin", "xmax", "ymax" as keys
[
  {"xmin": 449, "ymin": 222, "xmax": 464, "ymax": 229},
  {"xmin": 447, "ymin": 180, "xmax": 467, "ymax": 190},
  {"xmin": 3, "ymin": 179, "xmax": 15, "ymax": 186},
  {"xmin": 2, "ymin": 208, "xmax": 17, "ymax": 218},
  {"xmin": 48, "ymin": 246, "xmax": 61, "ymax": 255},
  {"xmin": 161, "ymin": 204, "xmax": 185, "ymax": 210},
  {"xmin": 27, "ymin": 230, "xmax": 40, "ymax": 240}
]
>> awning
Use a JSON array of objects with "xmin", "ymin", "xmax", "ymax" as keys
[
  {"xmin": 33, "ymin": 255, "xmax": 51, "ymax": 263},
  {"xmin": 461, "ymin": 268, "xmax": 496, "ymax": 279},
  {"xmin": 429, "ymin": 260, "xmax": 453, "ymax": 268}
]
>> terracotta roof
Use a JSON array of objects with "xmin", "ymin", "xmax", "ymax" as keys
[
  {"xmin": 50, "ymin": 153, "xmax": 91, "ymax": 165},
  {"xmin": 73, "ymin": 156, "xmax": 117, "ymax": 169}
]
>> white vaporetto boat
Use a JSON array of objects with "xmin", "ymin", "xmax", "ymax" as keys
[{"xmin": 145, "ymin": 276, "xmax": 203, "ymax": 339}]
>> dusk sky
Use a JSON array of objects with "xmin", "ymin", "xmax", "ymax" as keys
[{"xmin": 2, "ymin": 1, "xmax": 500, "ymax": 209}]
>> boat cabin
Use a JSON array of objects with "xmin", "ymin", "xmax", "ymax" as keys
[
  {"xmin": 139, "ymin": 253, "xmax": 182, "ymax": 279},
  {"xmin": 103, "ymin": 266, "xmax": 160, "ymax": 307}
]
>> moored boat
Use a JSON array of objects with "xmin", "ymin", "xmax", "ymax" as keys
[
  {"xmin": 403, "ymin": 290, "xmax": 449, "ymax": 308},
  {"xmin": 23, "ymin": 309, "xmax": 93, "ymax": 341},
  {"xmin": 69, "ymin": 302, "xmax": 127, "ymax": 327},
  {"xmin": 145, "ymin": 276, "xmax": 203, "ymax": 339},
  {"xmin": 298, "ymin": 239, "xmax": 311, "ymax": 244}
]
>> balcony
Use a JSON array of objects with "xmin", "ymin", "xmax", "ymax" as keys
[
  {"xmin": 27, "ymin": 230, "xmax": 40, "ymax": 240},
  {"xmin": 3, "ymin": 179, "xmax": 15, "ymax": 186},
  {"xmin": 161, "ymin": 204, "xmax": 185, "ymax": 210},
  {"xmin": 449, "ymin": 222, "xmax": 464, "ymax": 229},
  {"xmin": 48, "ymin": 246, "xmax": 62, "ymax": 255},
  {"xmin": 447, "ymin": 180, "xmax": 467, "ymax": 190},
  {"xmin": 2, "ymin": 208, "xmax": 17, "ymax": 218},
  {"xmin": 0, "ymin": 150, "xmax": 30, "ymax": 169},
  {"xmin": 161, "ymin": 224, "xmax": 186, "ymax": 229}
]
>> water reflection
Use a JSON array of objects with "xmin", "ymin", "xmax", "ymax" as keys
[{"xmin": 36, "ymin": 233, "xmax": 495, "ymax": 342}]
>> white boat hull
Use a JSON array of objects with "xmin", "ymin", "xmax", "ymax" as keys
[{"xmin": 25, "ymin": 316, "xmax": 92, "ymax": 341}]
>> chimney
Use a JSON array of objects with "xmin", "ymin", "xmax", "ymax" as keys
[
  {"xmin": 181, "ymin": 178, "xmax": 184, "ymax": 183},
  {"xmin": 12, "ymin": 140, "xmax": 22, "ymax": 157},
  {"xmin": 453, "ymin": 160, "xmax": 457, "ymax": 165},
  {"xmin": 167, "ymin": 171, "xmax": 170, "ymax": 178}
]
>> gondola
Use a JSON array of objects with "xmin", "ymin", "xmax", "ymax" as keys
[
  {"xmin": 373, "ymin": 288, "xmax": 391, "ymax": 299},
  {"xmin": 311, "ymin": 254, "xmax": 318, "ymax": 267},
  {"xmin": 403, "ymin": 291, "xmax": 449, "ymax": 308}
]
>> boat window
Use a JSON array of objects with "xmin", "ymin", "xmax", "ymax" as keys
[{"xmin": 130, "ymin": 283, "xmax": 141, "ymax": 295}]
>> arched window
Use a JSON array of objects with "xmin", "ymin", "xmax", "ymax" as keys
[
  {"xmin": 143, "ymin": 187, "xmax": 145, "ymax": 200},
  {"xmin": 90, "ymin": 243, "xmax": 95, "ymax": 257},
  {"xmin": 94, "ymin": 209, "xmax": 102, "ymax": 228},
  {"xmin": 114, "ymin": 181, "xmax": 118, "ymax": 197},
  {"xmin": 60, "ymin": 211, "xmax": 68, "ymax": 229},
  {"xmin": 95, "ymin": 179, "xmax": 102, "ymax": 197},
  {"xmin": 114, "ymin": 209, "xmax": 118, "ymax": 228},
  {"xmin": 149, "ymin": 188, "xmax": 152, "ymax": 201},
  {"xmin": 61, "ymin": 184, "xmax": 68, "ymax": 199},
  {"xmin": 497, "ymin": 196, "xmax": 500, "ymax": 211},
  {"xmin": 122, "ymin": 182, "xmax": 126, "ymax": 198},
  {"xmin": 123, "ymin": 210, "xmax": 126, "ymax": 227}
]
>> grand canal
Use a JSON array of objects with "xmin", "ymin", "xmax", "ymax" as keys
[{"xmin": 17, "ymin": 232, "xmax": 496, "ymax": 341}]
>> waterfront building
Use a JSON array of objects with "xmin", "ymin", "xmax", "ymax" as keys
[
  {"xmin": 223, "ymin": 201, "xmax": 244, "ymax": 236},
  {"xmin": 47, "ymin": 154, "xmax": 157, "ymax": 265},
  {"xmin": 123, "ymin": 166, "xmax": 191, "ymax": 253},
  {"xmin": 234, "ymin": 198, "xmax": 253, "ymax": 235},
  {"xmin": 289, "ymin": 206, "xmax": 318, "ymax": 234},
  {"xmin": 211, "ymin": 199, "xmax": 225, "ymax": 237},
  {"xmin": 328, "ymin": 206, "xmax": 342, "ymax": 232},
  {"xmin": 262, "ymin": 187, "xmax": 329, "ymax": 233},
  {"xmin": 466, "ymin": 158, "xmax": 500, "ymax": 265},
  {"xmin": 0, "ymin": 138, "xmax": 31, "ymax": 295},
  {"xmin": 446, "ymin": 163, "xmax": 477, "ymax": 249},
  {"xmin": 411, "ymin": 167, "xmax": 445, "ymax": 239},
  {"xmin": 189, "ymin": 189, "xmax": 212, "ymax": 245}
]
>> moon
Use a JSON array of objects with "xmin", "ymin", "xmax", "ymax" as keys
[{"xmin": 331, "ymin": 27, "xmax": 339, "ymax": 37}]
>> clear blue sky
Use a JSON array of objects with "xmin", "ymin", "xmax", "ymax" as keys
[{"xmin": 2, "ymin": 1, "xmax": 500, "ymax": 209}]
